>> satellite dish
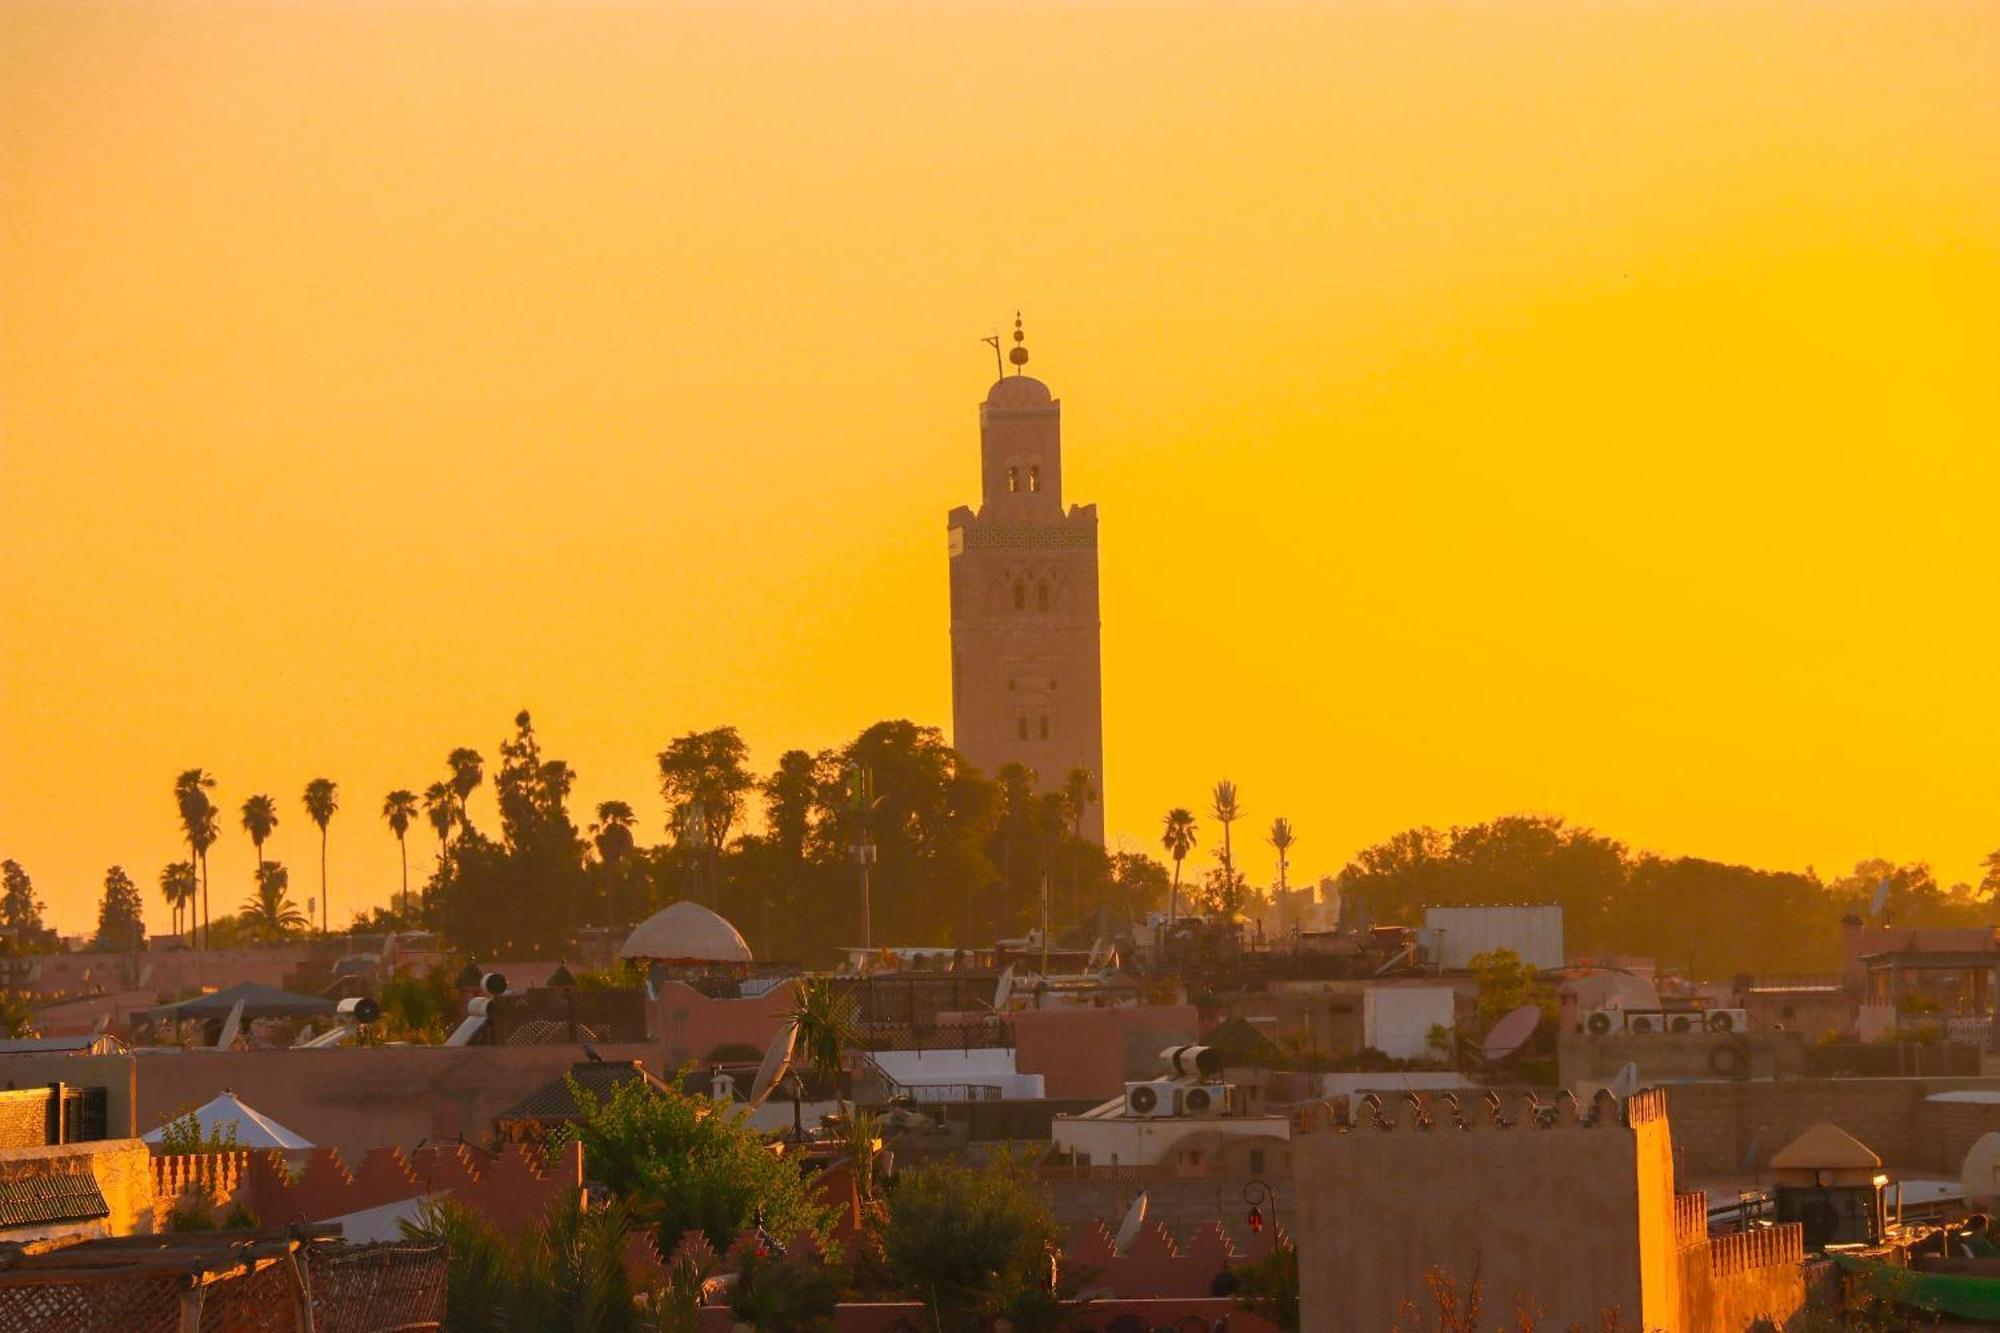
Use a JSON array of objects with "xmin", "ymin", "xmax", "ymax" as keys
[
  {"xmin": 1740, "ymin": 1127, "xmax": 1764, "ymax": 1173},
  {"xmin": 746, "ymin": 1019, "xmax": 798, "ymax": 1108},
  {"xmin": 1113, "ymin": 1190, "xmax": 1149, "ymax": 1256},
  {"xmin": 215, "ymin": 999, "xmax": 246, "ymax": 1049},
  {"xmin": 993, "ymin": 964, "xmax": 1015, "ymax": 1012},
  {"xmin": 1869, "ymin": 878, "xmax": 1891, "ymax": 919},
  {"xmin": 1481, "ymin": 1005, "xmax": 1541, "ymax": 1063},
  {"xmin": 480, "ymin": 971, "xmax": 508, "ymax": 997},
  {"xmin": 1608, "ymin": 1061, "xmax": 1640, "ymax": 1099},
  {"xmin": 338, "ymin": 996, "xmax": 381, "ymax": 1025}
]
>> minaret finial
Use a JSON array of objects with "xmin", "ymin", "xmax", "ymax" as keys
[{"xmin": 1009, "ymin": 312, "xmax": 1029, "ymax": 374}]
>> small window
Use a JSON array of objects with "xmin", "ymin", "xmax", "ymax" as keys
[
  {"xmin": 1028, "ymin": 465, "xmax": 1041, "ymax": 492},
  {"xmin": 1013, "ymin": 582, "xmax": 1025, "ymax": 610},
  {"xmin": 1036, "ymin": 583, "xmax": 1049, "ymax": 612},
  {"xmin": 1017, "ymin": 716, "xmax": 1028, "ymax": 741},
  {"xmin": 1007, "ymin": 467, "xmax": 1020, "ymax": 493},
  {"xmin": 1039, "ymin": 715, "xmax": 1050, "ymax": 739}
]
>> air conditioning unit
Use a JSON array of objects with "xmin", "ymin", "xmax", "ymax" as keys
[
  {"xmin": 1666, "ymin": 1012, "xmax": 1702, "ymax": 1035},
  {"xmin": 1624, "ymin": 1011, "xmax": 1663, "ymax": 1036},
  {"xmin": 1706, "ymin": 1008, "xmax": 1749, "ymax": 1034},
  {"xmin": 1178, "ymin": 1084, "xmax": 1230, "ymax": 1118},
  {"xmin": 1124, "ymin": 1081, "xmax": 1180, "ymax": 1118},
  {"xmin": 1583, "ymin": 1008, "xmax": 1621, "ymax": 1037}
]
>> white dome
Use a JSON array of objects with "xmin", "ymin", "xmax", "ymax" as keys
[{"xmin": 619, "ymin": 900, "xmax": 753, "ymax": 964}]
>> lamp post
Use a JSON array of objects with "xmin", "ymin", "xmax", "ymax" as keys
[{"xmin": 1243, "ymin": 1179, "xmax": 1280, "ymax": 1245}]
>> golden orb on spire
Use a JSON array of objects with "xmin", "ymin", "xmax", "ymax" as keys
[{"xmin": 1009, "ymin": 312, "xmax": 1030, "ymax": 370}]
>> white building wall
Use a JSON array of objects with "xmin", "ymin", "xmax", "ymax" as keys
[
  {"xmin": 1361, "ymin": 987, "xmax": 1456, "ymax": 1061},
  {"xmin": 1424, "ymin": 905, "xmax": 1565, "ymax": 972}
]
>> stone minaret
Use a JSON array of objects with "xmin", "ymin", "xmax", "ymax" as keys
[{"xmin": 947, "ymin": 317, "xmax": 1105, "ymax": 842}]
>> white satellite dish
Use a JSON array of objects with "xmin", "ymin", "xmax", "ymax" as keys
[
  {"xmin": 1608, "ymin": 1061, "xmax": 1640, "ymax": 1099},
  {"xmin": 1869, "ymin": 878, "xmax": 1892, "ymax": 919},
  {"xmin": 746, "ymin": 1019, "xmax": 798, "ymax": 1109},
  {"xmin": 1113, "ymin": 1190, "xmax": 1149, "ymax": 1255},
  {"xmin": 215, "ymin": 998, "xmax": 246, "ymax": 1049},
  {"xmin": 993, "ymin": 964, "xmax": 1015, "ymax": 1011}
]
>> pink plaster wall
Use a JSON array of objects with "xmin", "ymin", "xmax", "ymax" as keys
[
  {"xmin": 1010, "ymin": 1005, "xmax": 1201, "ymax": 1099},
  {"xmin": 656, "ymin": 980, "xmax": 798, "ymax": 1068}
]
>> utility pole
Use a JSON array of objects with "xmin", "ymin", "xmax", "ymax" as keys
[
  {"xmin": 1040, "ymin": 869, "xmax": 1052, "ymax": 977},
  {"xmin": 848, "ymin": 766, "xmax": 878, "ymax": 951}
]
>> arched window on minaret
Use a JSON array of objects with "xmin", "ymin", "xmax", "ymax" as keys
[
  {"xmin": 1007, "ymin": 467, "xmax": 1020, "ymax": 493},
  {"xmin": 1039, "ymin": 715, "xmax": 1050, "ymax": 739},
  {"xmin": 1028, "ymin": 465, "xmax": 1040, "ymax": 492},
  {"xmin": 1013, "ymin": 582, "xmax": 1026, "ymax": 610},
  {"xmin": 1036, "ymin": 583, "xmax": 1049, "ymax": 612}
]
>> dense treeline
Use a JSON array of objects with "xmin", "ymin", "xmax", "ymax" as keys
[
  {"xmin": 1340, "ymin": 813, "xmax": 1998, "ymax": 978},
  {"xmin": 415, "ymin": 711, "xmax": 1166, "ymax": 963}
]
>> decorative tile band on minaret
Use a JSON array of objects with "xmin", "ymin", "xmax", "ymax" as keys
[{"xmin": 946, "ymin": 318, "xmax": 1106, "ymax": 843}]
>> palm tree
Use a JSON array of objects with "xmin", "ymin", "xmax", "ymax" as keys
[
  {"xmin": 1210, "ymin": 780, "xmax": 1242, "ymax": 878},
  {"xmin": 240, "ymin": 861, "xmax": 307, "ymax": 942},
  {"xmin": 447, "ymin": 748, "xmax": 484, "ymax": 838},
  {"xmin": 303, "ymin": 778, "xmax": 338, "ymax": 935},
  {"xmin": 1161, "ymin": 807, "xmax": 1198, "ymax": 924},
  {"xmin": 422, "ymin": 781, "xmax": 457, "ymax": 910},
  {"xmin": 591, "ymin": 800, "xmax": 639, "ymax": 927},
  {"xmin": 1061, "ymin": 767, "xmax": 1097, "ymax": 923},
  {"xmin": 159, "ymin": 861, "xmax": 197, "ymax": 946},
  {"xmin": 174, "ymin": 769, "xmax": 219, "ymax": 950},
  {"xmin": 240, "ymin": 793, "xmax": 279, "ymax": 885},
  {"xmin": 382, "ymin": 789, "xmax": 418, "ymax": 917},
  {"xmin": 1269, "ymin": 817, "xmax": 1297, "ymax": 929},
  {"xmin": 786, "ymin": 976, "xmax": 858, "ymax": 1109}
]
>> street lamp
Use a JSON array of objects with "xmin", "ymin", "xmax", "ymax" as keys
[{"xmin": 1244, "ymin": 1179, "xmax": 1280, "ymax": 1241}]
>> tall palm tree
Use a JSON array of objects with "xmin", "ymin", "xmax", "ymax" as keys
[
  {"xmin": 1161, "ymin": 807, "xmax": 1198, "ymax": 924},
  {"xmin": 1210, "ymin": 780, "xmax": 1242, "ymax": 878},
  {"xmin": 159, "ymin": 861, "xmax": 197, "ymax": 947},
  {"xmin": 382, "ymin": 789, "xmax": 419, "ymax": 917},
  {"xmin": 447, "ymin": 748, "xmax": 484, "ymax": 839},
  {"xmin": 1269, "ymin": 817, "xmax": 1297, "ymax": 929},
  {"xmin": 240, "ymin": 793, "xmax": 279, "ymax": 882},
  {"xmin": 591, "ymin": 801, "xmax": 636, "ymax": 865},
  {"xmin": 240, "ymin": 861, "xmax": 307, "ymax": 943},
  {"xmin": 1061, "ymin": 767, "xmax": 1097, "ymax": 923},
  {"xmin": 302, "ymin": 778, "xmax": 338, "ymax": 935},
  {"xmin": 422, "ymin": 781, "xmax": 457, "ymax": 909},
  {"xmin": 174, "ymin": 770, "xmax": 219, "ymax": 951},
  {"xmin": 591, "ymin": 800, "xmax": 638, "ymax": 927}
]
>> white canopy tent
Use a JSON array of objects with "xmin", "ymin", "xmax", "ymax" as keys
[{"xmin": 142, "ymin": 1091, "xmax": 313, "ymax": 1153}]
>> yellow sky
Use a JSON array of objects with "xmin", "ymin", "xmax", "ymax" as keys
[{"xmin": 4, "ymin": 0, "xmax": 1998, "ymax": 933}]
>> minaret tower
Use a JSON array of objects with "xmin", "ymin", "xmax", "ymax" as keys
[{"xmin": 947, "ymin": 317, "xmax": 1106, "ymax": 841}]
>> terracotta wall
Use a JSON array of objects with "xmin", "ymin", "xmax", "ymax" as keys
[
  {"xmin": 656, "ymin": 981, "xmax": 797, "ymax": 1069},
  {"xmin": 134, "ymin": 1041, "xmax": 656, "ymax": 1155},
  {"xmin": 1010, "ymin": 1004, "xmax": 1201, "ymax": 1099},
  {"xmin": 1291, "ymin": 1108, "xmax": 1660, "ymax": 1331}
]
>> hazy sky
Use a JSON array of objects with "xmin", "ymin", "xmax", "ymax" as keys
[{"xmin": 4, "ymin": 1, "xmax": 1997, "ymax": 933}]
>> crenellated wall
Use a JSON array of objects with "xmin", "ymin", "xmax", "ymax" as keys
[{"xmin": 1291, "ymin": 1088, "xmax": 1804, "ymax": 1332}]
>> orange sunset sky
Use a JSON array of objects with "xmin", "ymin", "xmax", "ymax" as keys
[{"xmin": 3, "ymin": 1, "xmax": 1998, "ymax": 934}]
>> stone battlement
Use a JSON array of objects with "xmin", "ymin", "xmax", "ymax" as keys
[{"xmin": 1328, "ymin": 1086, "xmax": 1662, "ymax": 1132}]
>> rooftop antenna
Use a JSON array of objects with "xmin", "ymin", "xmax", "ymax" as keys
[{"xmin": 982, "ymin": 331, "xmax": 1003, "ymax": 380}]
